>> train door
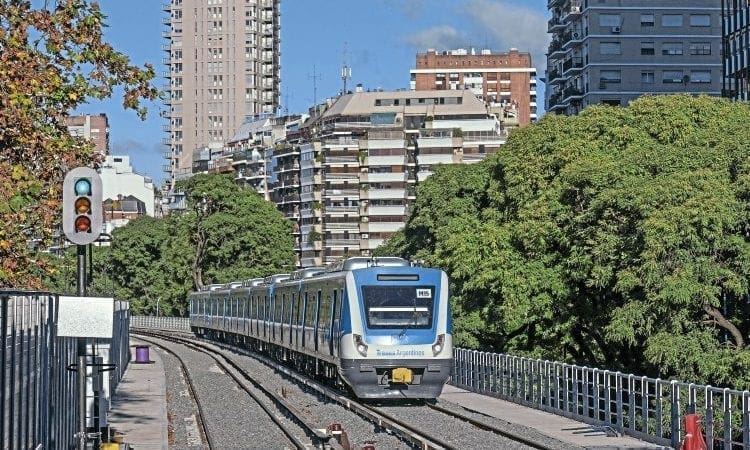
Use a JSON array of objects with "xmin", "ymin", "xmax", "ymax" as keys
[
  {"xmin": 301, "ymin": 291, "xmax": 307, "ymax": 348},
  {"xmin": 288, "ymin": 293, "xmax": 296, "ymax": 346},
  {"xmin": 313, "ymin": 290, "xmax": 321, "ymax": 352},
  {"xmin": 263, "ymin": 295, "xmax": 269, "ymax": 339},
  {"xmin": 279, "ymin": 293, "xmax": 286, "ymax": 343},
  {"xmin": 328, "ymin": 289, "xmax": 339, "ymax": 356}
]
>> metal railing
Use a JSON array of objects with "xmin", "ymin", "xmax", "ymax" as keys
[
  {"xmin": 1, "ymin": 291, "xmax": 131, "ymax": 449},
  {"xmin": 1, "ymin": 291, "xmax": 78, "ymax": 449},
  {"xmin": 452, "ymin": 349, "xmax": 750, "ymax": 449},
  {"xmin": 130, "ymin": 315, "xmax": 190, "ymax": 331}
]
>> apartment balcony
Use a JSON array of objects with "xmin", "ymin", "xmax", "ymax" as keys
[
  {"xmin": 547, "ymin": 68, "xmax": 565, "ymax": 85},
  {"xmin": 162, "ymin": 164, "xmax": 173, "ymax": 173},
  {"xmin": 325, "ymin": 222, "xmax": 360, "ymax": 230},
  {"xmin": 547, "ymin": 0, "xmax": 565, "ymax": 7},
  {"xmin": 562, "ymin": 86, "xmax": 584, "ymax": 102},
  {"xmin": 323, "ymin": 189, "xmax": 359, "ymax": 198},
  {"xmin": 547, "ymin": 92, "xmax": 565, "ymax": 112},
  {"xmin": 547, "ymin": 39, "xmax": 566, "ymax": 59},
  {"xmin": 326, "ymin": 239, "xmax": 360, "ymax": 248},
  {"xmin": 561, "ymin": 30, "xmax": 584, "ymax": 50},
  {"xmin": 325, "ymin": 206, "xmax": 359, "ymax": 215},
  {"xmin": 548, "ymin": 16, "xmax": 566, "ymax": 33},
  {"xmin": 324, "ymin": 156, "xmax": 358, "ymax": 165},
  {"xmin": 325, "ymin": 172, "xmax": 359, "ymax": 181},
  {"xmin": 361, "ymin": 172, "xmax": 407, "ymax": 183},
  {"xmin": 562, "ymin": 0, "xmax": 583, "ymax": 22},
  {"xmin": 277, "ymin": 194, "xmax": 301, "ymax": 205},
  {"xmin": 562, "ymin": 57, "xmax": 584, "ymax": 76}
]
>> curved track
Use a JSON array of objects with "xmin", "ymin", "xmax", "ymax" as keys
[{"xmin": 134, "ymin": 328, "xmax": 558, "ymax": 449}]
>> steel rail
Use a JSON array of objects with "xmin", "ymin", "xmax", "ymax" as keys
[
  {"xmin": 132, "ymin": 335, "xmax": 215, "ymax": 449},
  {"xmin": 133, "ymin": 330, "xmax": 329, "ymax": 449},
  {"xmin": 421, "ymin": 400, "xmax": 557, "ymax": 450}
]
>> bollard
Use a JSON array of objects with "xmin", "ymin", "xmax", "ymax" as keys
[
  {"xmin": 680, "ymin": 414, "xmax": 708, "ymax": 450},
  {"xmin": 135, "ymin": 345, "xmax": 150, "ymax": 364}
]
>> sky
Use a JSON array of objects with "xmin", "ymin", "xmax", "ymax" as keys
[{"xmin": 78, "ymin": 0, "xmax": 550, "ymax": 187}]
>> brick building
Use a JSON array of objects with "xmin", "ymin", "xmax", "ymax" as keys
[
  {"xmin": 65, "ymin": 114, "xmax": 109, "ymax": 156},
  {"xmin": 410, "ymin": 48, "xmax": 537, "ymax": 126}
]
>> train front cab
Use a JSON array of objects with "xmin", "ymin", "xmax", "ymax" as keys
[{"xmin": 338, "ymin": 267, "xmax": 453, "ymax": 399}]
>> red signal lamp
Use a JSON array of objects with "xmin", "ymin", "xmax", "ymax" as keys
[{"xmin": 75, "ymin": 216, "xmax": 91, "ymax": 233}]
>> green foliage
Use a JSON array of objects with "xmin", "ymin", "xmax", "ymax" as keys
[
  {"xmin": 384, "ymin": 95, "xmax": 750, "ymax": 389},
  {"xmin": 47, "ymin": 175, "xmax": 295, "ymax": 315},
  {"xmin": 0, "ymin": 1, "xmax": 158, "ymax": 288}
]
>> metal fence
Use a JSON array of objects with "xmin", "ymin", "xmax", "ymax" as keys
[
  {"xmin": 130, "ymin": 315, "xmax": 190, "ymax": 331},
  {"xmin": 452, "ymin": 348, "xmax": 750, "ymax": 449},
  {"xmin": 1, "ymin": 291, "xmax": 131, "ymax": 449},
  {"xmin": 1, "ymin": 290, "xmax": 79, "ymax": 449}
]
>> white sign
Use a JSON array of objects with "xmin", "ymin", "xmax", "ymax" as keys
[
  {"xmin": 416, "ymin": 288, "xmax": 431, "ymax": 298},
  {"xmin": 58, "ymin": 296, "xmax": 114, "ymax": 338}
]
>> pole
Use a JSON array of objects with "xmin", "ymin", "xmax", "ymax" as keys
[
  {"xmin": 76, "ymin": 245, "xmax": 87, "ymax": 449},
  {"xmin": 77, "ymin": 355, "xmax": 87, "ymax": 450}
]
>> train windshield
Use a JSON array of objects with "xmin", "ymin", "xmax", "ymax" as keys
[{"xmin": 362, "ymin": 285, "xmax": 434, "ymax": 329}]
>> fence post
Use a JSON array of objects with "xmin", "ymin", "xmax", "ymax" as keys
[
  {"xmin": 1, "ymin": 294, "xmax": 7, "ymax": 447},
  {"xmin": 671, "ymin": 380, "xmax": 681, "ymax": 449}
]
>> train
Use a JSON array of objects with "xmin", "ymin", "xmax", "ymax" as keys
[{"xmin": 188, "ymin": 257, "xmax": 453, "ymax": 399}]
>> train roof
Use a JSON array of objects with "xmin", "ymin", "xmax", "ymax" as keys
[
  {"xmin": 264, "ymin": 273, "xmax": 290, "ymax": 284},
  {"xmin": 243, "ymin": 277, "xmax": 265, "ymax": 287},
  {"xmin": 290, "ymin": 267, "xmax": 326, "ymax": 280},
  {"xmin": 325, "ymin": 257, "xmax": 409, "ymax": 273}
]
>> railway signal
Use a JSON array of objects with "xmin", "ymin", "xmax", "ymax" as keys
[{"xmin": 62, "ymin": 167, "xmax": 103, "ymax": 245}]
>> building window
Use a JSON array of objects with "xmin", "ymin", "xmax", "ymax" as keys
[
  {"xmin": 641, "ymin": 71, "xmax": 655, "ymax": 83},
  {"xmin": 641, "ymin": 14, "xmax": 655, "ymax": 26},
  {"xmin": 662, "ymin": 42, "xmax": 683, "ymax": 55},
  {"xmin": 641, "ymin": 42, "xmax": 655, "ymax": 55},
  {"xmin": 662, "ymin": 70, "xmax": 685, "ymax": 83},
  {"xmin": 599, "ymin": 14, "xmax": 621, "ymax": 27},
  {"xmin": 689, "ymin": 42, "xmax": 711, "ymax": 55},
  {"xmin": 600, "ymin": 70, "xmax": 622, "ymax": 83},
  {"xmin": 690, "ymin": 70, "xmax": 711, "ymax": 83},
  {"xmin": 600, "ymin": 42, "xmax": 621, "ymax": 55},
  {"xmin": 689, "ymin": 14, "xmax": 711, "ymax": 27},
  {"xmin": 662, "ymin": 14, "xmax": 683, "ymax": 27}
]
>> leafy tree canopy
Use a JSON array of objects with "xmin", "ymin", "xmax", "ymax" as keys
[
  {"xmin": 380, "ymin": 95, "xmax": 750, "ymax": 389},
  {"xmin": 0, "ymin": 0, "xmax": 158, "ymax": 288},
  {"xmin": 48, "ymin": 174, "xmax": 297, "ymax": 315}
]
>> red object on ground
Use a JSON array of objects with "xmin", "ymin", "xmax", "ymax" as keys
[{"xmin": 680, "ymin": 414, "xmax": 708, "ymax": 450}]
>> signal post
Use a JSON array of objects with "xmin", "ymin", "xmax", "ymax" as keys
[{"xmin": 62, "ymin": 167, "xmax": 104, "ymax": 449}]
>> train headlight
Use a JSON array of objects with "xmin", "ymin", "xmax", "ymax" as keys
[
  {"xmin": 432, "ymin": 334, "xmax": 445, "ymax": 355},
  {"xmin": 353, "ymin": 334, "xmax": 368, "ymax": 357}
]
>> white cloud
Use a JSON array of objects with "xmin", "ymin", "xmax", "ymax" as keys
[
  {"xmin": 403, "ymin": 25, "xmax": 466, "ymax": 51},
  {"xmin": 463, "ymin": 0, "xmax": 550, "ymax": 72}
]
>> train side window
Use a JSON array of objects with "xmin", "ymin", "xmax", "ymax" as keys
[
  {"xmin": 319, "ymin": 292, "xmax": 331, "ymax": 332},
  {"xmin": 280, "ymin": 293, "xmax": 286, "ymax": 324},
  {"xmin": 305, "ymin": 291, "xmax": 316, "ymax": 328}
]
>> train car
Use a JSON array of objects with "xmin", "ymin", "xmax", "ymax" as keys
[{"xmin": 189, "ymin": 257, "xmax": 453, "ymax": 399}]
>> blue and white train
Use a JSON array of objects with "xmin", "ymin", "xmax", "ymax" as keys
[{"xmin": 189, "ymin": 257, "xmax": 453, "ymax": 399}]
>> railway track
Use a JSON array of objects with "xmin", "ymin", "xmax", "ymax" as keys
[
  {"xmin": 133, "ymin": 328, "xmax": 559, "ymax": 450},
  {"xmin": 134, "ymin": 332, "xmax": 341, "ymax": 449}
]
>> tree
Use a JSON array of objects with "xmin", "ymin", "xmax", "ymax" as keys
[
  {"xmin": 0, "ymin": 0, "xmax": 158, "ymax": 288},
  {"xmin": 176, "ymin": 174, "xmax": 296, "ymax": 290},
  {"xmin": 385, "ymin": 95, "xmax": 750, "ymax": 389}
]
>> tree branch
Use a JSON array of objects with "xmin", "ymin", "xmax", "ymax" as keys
[{"xmin": 702, "ymin": 304, "xmax": 745, "ymax": 349}]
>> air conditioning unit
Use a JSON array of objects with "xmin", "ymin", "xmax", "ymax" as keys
[
  {"xmin": 570, "ymin": 5, "xmax": 581, "ymax": 13},
  {"xmin": 611, "ymin": 26, "xmax": 621, "ymax": 33},
  {"xmin": 361, "ymin": 234, "xmax": 369, "ymax": 239}
]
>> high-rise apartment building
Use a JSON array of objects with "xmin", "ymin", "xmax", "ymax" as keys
[
  {"xmin": 410, "ymin": 48, "xmax": 537, "ymax": 126},
  {"xmin": 162, "ymin": 0, "xmax": 281, "ymax": 190},
  {"xmin": 722, "ymin": 0, "xmax": 750, "ymax": 100},
  {"xmin": 65, "ymin": 114, "xmax": 109, "ymax": 156},
  {"xmin": 259, "ymin": 90, "xmax": 508, "ymax": 267},
  {"xmin": 546, "ymin": 0, "xmax": 722, "ymax": 115}
]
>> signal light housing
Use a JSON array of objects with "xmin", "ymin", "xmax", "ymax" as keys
[{"xmin": 62, "ymin": 167, "xmax": 102, "ymax": 245}]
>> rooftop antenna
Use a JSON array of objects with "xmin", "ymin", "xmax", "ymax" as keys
[
  {"xmin": 308, "ymin": 65, "xmax": 322, "ymax": 107},
  {"xmin": 341, "ymin": 42, "xmax": 352, "ymax": 95}
]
